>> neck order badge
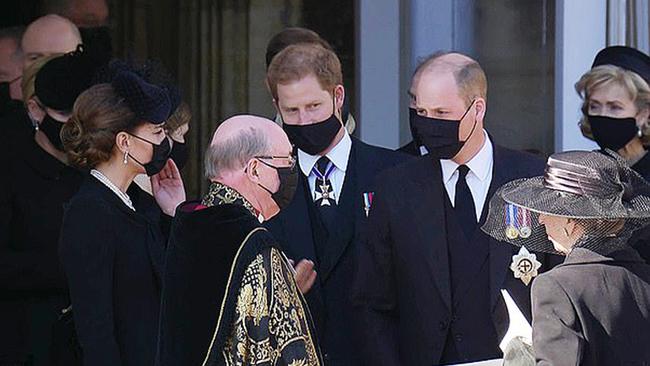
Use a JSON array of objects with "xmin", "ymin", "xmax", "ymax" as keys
[{"xmin": 312, "ymin": 161, "xmax": 336, "ymax": 206}]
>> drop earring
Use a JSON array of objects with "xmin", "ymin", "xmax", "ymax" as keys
[{"xmin": 123, "ymin": 151, "xmax": 129, "ymax": 165}]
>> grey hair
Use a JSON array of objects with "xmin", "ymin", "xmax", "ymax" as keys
[
  {"xmin": 0, "ymin": 26, "xmax": 26, "ymax": 60},
  {"xmin": 204, "ymin": 126, "xmax": 270, "ymax": 180}
]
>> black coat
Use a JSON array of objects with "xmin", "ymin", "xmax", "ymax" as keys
[
  {"xmin": 59, "ymin": 177, "xmax": 166, "ymax": 366},
  {"xmin": 397, "ymin": 140, "xmax": 420, "ymax": 156},
  {"xmin": 632, "ymin": 150, "xmax": 650, "ymax": 182},
  {"xmin": 0, "ymin": 132, "xmax": 82, "ymax": 365},
  {"xmin": 352, "ymin": 145, "xmax": 559, "ymax": 365},
  {"xmin": 266, "ymin": 137, "xmax": 409, "ymax": 365},
  {"xmin": 532, "ymin": 246, "xmax": 650, "ymax": 365},
  {"xmin": 615, "ymin": 152, "xmax": 650, "ymax": 263}
]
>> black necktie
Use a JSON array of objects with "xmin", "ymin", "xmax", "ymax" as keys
[{"xmin": 454, "ymin": 165, "xmax": 477, "ymax": 239}]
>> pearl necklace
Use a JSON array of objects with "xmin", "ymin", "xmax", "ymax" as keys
[{"xmin": 90, "ymin": 169, "xmax": 136, "ymax": 211}]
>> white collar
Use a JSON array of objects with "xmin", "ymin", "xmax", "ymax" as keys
[
  {"xmin": 90, "ymin": 169, "xmax": 136, "ymax": 211},
  {"xmin": 298, "ymin": 132, "xmax": 352, "ymax": 176},
  {"xmin": 440, "ymin": 130, "xmax": 493, "ymax": 183}
]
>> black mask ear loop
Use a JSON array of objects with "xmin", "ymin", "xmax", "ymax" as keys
[{"xmin": 459, "ymin": 99, "xmax": 478, "ymax": 143}]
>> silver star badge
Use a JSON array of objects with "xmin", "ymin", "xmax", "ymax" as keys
[
  {"xmin": 510, "ymin": 246, "xmax": 541, "ymax": 286},
  {"xmin": 315, "ymin": 182, "xmax": 334, "ymax": 206}
]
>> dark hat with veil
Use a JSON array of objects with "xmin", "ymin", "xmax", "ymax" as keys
[{"xmin": 481, "ymin": 150, "xmax": 650, "ymax": 255}]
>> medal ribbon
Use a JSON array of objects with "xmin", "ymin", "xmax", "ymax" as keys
[
  {"xmin": 506, "ymin": 204, "xmax": 517, "ymax": 228},
  {"xmin": 311, "ymin": 161, "xmax": 336, "ymax": 183},
  {"xmin": 363, "ymin": 192, "xmax": 373, "ymax": 208},
  {"xmin": 521, "ymin": 208, "xmax": 531, "ymax": 228}
]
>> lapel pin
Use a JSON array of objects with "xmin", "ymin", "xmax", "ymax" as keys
[
  {"xmin": 363, "ymin": 192, "xmax": 374, "ymax": 217},
  {"xmin": 510, "ymin": 246, "xmax": 541, "ymax": 286}
]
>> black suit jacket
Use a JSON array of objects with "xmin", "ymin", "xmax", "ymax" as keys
[
  {"xmin": 353, "ymin": 145, "xmax": 558, "ymax": 365},
  {"xmin": 266, "ymin": 136, "xmax": 409, "ymax": 365}
]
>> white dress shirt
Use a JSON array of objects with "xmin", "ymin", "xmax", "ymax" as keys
[
  {"xmin": 439, "ymin": 130, "xmax": 494, "ymax": 221},
  {"xmin": 298, "ymin": 132, "xmax": 352, "ymax": 204}
]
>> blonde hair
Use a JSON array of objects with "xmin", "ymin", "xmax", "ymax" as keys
[
  {"xmin": 21, "ymin": 53, "xmax": 62, "ymax": 103},
  {"xmin": 165, "ymin": 101, "xmax": 191, "ymax": 134},
  {"xmin": 576, "ymin": 64, "xmax": 650, "ymax": 145}
]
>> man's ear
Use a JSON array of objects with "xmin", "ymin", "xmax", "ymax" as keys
[
  {"xmin": 334, "ymin": 85, "xmax": 345, "ymax": 112},
  {"xmin": 474, "ymin": 97, "xmax": 487, "ymax": 122},
  {"xmin": 245, "ymin": 158, "xmax": 261, "ymax": 183}
]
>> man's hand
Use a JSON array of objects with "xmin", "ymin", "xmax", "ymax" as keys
[{"xmin": 293, "ymin": 259, "xmax": 317, "ymax": 294}]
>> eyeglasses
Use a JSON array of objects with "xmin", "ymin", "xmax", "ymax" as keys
[{"xmin": 254, "ymin": 155, "xmax": 296, "ymax": 169}]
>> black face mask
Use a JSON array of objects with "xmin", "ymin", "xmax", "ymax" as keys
[
  {"xmin": 409, "ymin": 100, "xmax": 477, "ymax": 159},
  {"xmin": 40, "ymin": 115, "xmax": 66, "ymax": 150},
  {"xmin": 588, "ymin": 114, "xmax": 639, "ymax": 151},
  {"xmin": 255, "ymin": 159, "xmax": 298, "ymax": 210},
  {"xmin": 281, "ymin": 96, "xmax": 342, "ymax": 155},
  {"xmin": 169, "ymin": 140, "xmax": 189, "ymax": 170},
  {"xmin": 128, "ymin": 133, "xmax": 171, "ymax": 176}
]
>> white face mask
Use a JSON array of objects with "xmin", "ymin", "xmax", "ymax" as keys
[{"xmin": 548, "ymin": 235, "xmax": 570, "ymax": 255}]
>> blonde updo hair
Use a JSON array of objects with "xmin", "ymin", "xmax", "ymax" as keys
[
  {"xmin": 61, "ymin": 83, "xmax": 139, "ymax": 169},
  {"xmin": 576, "ymin": 64, "xmax": 650, "ymax": 145}
]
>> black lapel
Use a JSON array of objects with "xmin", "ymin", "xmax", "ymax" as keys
[
  {"xmin": 486, "ymin": 145, "xmax": 518, "ymax": 310},
  {"xmin": 318, "ymin": 140, "xmax": 360, "ymax": 282},
  {"xmin": 412, "ymin": 157, "xmax": 452, "ymax": 309}
]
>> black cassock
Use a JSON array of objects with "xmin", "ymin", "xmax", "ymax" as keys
[{"xmin": 156, "ymin": 182, "xmax": 322, "ymax": 366}]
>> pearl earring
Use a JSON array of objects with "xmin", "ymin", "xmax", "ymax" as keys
[{"xmin": 123, "ymin": 151, "xmax": 129, "ymax": 165}]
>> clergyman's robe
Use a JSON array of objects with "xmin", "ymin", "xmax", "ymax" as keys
[{"xmin": 156, "ymin": 182, "xmax": 322, "ymax": 366}]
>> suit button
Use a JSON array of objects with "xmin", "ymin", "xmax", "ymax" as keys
[
  {"xmin": 451, "ymin": 315, "xmax": 459, "ymax": 323},
  {"xmin": 439, "ymin": 321, "xmax": 448, "ymax": 331},
  {"xmin": 455, "ymin": 334, "xmax": 463, "ymax": 342}
]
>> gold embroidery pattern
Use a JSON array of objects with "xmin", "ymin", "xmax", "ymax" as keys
[
  {"xmin": 269, "ymin": 249, "xmax": 319, "ymax": 363},
  {"xmin": 202, "ymin": 182, "xmax": 257, "ymax": 217},
  {"xmin": 221, "ymin": 248, "xmax": 320, "ymax": 366}
]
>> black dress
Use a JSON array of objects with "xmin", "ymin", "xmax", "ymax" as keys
[
  {"xmin": 59, "ymin": 176, "xmax": 166, "ymax": 366},
  {"xmin": 0, "ymin": 131, "xmax": 83, "ymax": 365}
]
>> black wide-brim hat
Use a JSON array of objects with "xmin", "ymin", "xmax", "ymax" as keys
[
  {"xmin": 35, "ymin": 45, "xmax": 98, "ymax": 112},
  {"xmin": 112, "ymin": 70, "xmax": 171, "ymax": 125},
  {"xmin": 592, "ymin": 45, "xmax": 650, "ymax": 82}
]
